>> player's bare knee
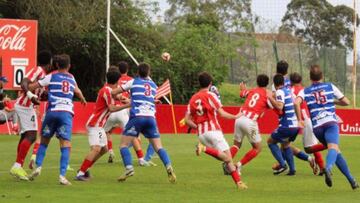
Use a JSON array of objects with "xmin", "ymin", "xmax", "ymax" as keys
[
  {"xmin": 253, "ymin": 142, "xmax": 261, "ymax": 152},
  {"xmin": 233, "ymin": 140, "xmax": 242, "ymax": 148},
  {"xmin": 327, "ymin": 143, "xmax": 339, "ymax": 152}
]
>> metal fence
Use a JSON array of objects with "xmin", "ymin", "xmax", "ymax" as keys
[{"xmin": 228, "ymin": 38, "xmax": 353, "ymax": 97}]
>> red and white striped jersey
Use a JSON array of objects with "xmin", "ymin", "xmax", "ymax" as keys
[
  {"xmin": 16, "ymin": 66, "xmax": 46, "ymax": 108},
  {"xmin": 115, "ymin": 74, "xmax": 132, "ymax": 105},
  {"xmin": 240, "ymin": 87, "xmax": 272, "ymax": 121},
  {"xmin": 86, "ymin": 84, "xmax": 115, "ymax": 128},
  {"xmin": 292, "ymin": 84, "xmax": 310, "ymax": 119},
  {"xmin": 187, "ymin": 90, "xmax": 222, "ymax": 135}
]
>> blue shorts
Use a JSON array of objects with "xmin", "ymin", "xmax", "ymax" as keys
[
  {"xmin": 41, "ymin": 111, "xmax": 73, "ymax": 141},
  {"xmin": 271, "ymin": 127, "xmax": 299, "ymax": 143},
  {"xmin": 123, "ymin": 117, "xmax": 160, "ymax": 139},
  {"xmin": 313, "ymin": 122, "xmax": 339, "ymax": 146}
]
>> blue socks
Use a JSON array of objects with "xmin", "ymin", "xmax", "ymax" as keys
[
  {"xmin": 335, "ymin": 153, "xmax": 355, "ymax": 183},
  {"xmin": 295, "ymin": 151, "xmax": 309, "ymax": 161},
  {"xmin": 326, "ymin": 148, "xmax": 338, "ymax": 171},
  {"xmin": 120, "ymin": 147, "xmax": 133, "ymax": 168},
  {"xmin": 144, "ymin": 144, "xmax": 155, "ymax": 162},
  {"xmin": 283, "ymin": 147, "xmax": 295, "ymax": 172},
  {"xmin": 157, "ymin": 148, "xmax": 171, "ymax": 167},
  {"xmin": 268, "ymin": 143, "xmax": 286, "ymax": 167},
  {"xmin": 60, "ymin": 147, "xmax": 70, "ymax": 176},
  {"xmin": 35, "ymin": 144, "xmax": 48, "ymax": 167}
]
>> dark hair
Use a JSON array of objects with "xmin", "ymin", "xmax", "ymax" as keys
[
  {"xmin": 138, "ymin": 63, "xmax": 150, "ymax": 78},
  {"xmin": 198, "ymin": 72, "xmax": 213, "ymax": 88},
  {"xmin": 107, "ymin": 66, "xmax": 121, "ymax": 84},
  {"xmin": 276, "ymin": 60, "xmax": 288, "ymax": 75},
  {"xmin": 256, "ymin": 74, "xmax": 269, "ymax": 87},
  {"xmin": 118, "ymin": 61, "xmax": 129, "ymax": 74},
  {"xmin": 38, "ymin": 50, "xmax": 52, "ymax": 66},
  {"xmin": 310, "ymin": 65, "xmax": 323, "ymax": 81},
  {"xmin": 55, "ymin": 54, "xmax": 70, "ymax": 69},
  {"xmin": 290, "ymin": 72, "xmax": 302, "ymax": 84},
  {"xmin": 273, "ymin": 74, "xmax": 284, "ymax": 87}
]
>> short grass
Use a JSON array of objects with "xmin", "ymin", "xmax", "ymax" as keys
[{"xmin": 1, "ymin": 134, "xmax": 360, "ymax": 203}]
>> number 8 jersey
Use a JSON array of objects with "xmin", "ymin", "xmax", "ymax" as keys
[
  {"xmin": 298, "ymin": 82, "xmax": 344, "ymax": 128},
  {"xmin": 240, "ymin": 87, "xmax": 272, "ymax": 121},
  {"xmin": 187, "ymin": 90, "xmax": 222, "ymax": 134},
  {"xmin": 38, "ymin": 71, "xmax": 77, "ymax": 114}
]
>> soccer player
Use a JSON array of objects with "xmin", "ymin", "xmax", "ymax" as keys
[
  {"xmin": 185, "ymin": 72, "xmax": 247, "ymax": 189},
  {"xmin": 112, "ymin": 63, "xmax": 176, "ymax": 183},
  {"xmin": 10, "ymin": 50, "xmax": 53, "ymax": 181},
  {"xmin": 228, "ymin": 74, "xmax": 273, "ymax": 174},
  {"xmin": 76, "ymin": 67, "xmax": 130, "ymax": 181},
  {"xmin": 104, "ymin": 62, "xmax": 154, "ymax": 166},
  {"xmin": 271, "ymin": 60, "xmax": 291, "ymax": 91},
  {"xmin": 26, "ymin": 54, "xmax": 86, "ymax": 185},
  {"xmin": 294, "ymin": 65, "xmax": 358, "ymax": 189},
  {"xmin": 290, "ymin": 72, "xmax": 324, "ymax": 174},
  {"xmin": 267, "ymin": 74, "xmax": 299, "ymax": 176}
]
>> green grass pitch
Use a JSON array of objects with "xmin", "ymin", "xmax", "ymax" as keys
[{"xmin": 1, "ymin": 134, "xmax": 359, "ymax": 203}]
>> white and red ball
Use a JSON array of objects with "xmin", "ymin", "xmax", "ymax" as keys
[{"xmin": 161, "ymin": 52, "xmax": 171, "ymax": 62}]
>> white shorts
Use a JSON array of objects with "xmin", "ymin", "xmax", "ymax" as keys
[
  {"xmin": 103, "ymin": 109, "xmax": 129, "ymax": 132},
  {"xmin": 199, "ymin": 130, "xmax": 229, "ymax": 152},
  {"xmin": 234, "ymin": 116, "xmax": 261, "ymax": 143},
  {"xmin": 87, "ymin": 127, "xmax": 107, "ymax": 147},
  {"xmin": 15, "ymin": 104, "xmax": 38, "ymax": 134},
  {"xmin": 302, "ymin": 117, "xmax": 319, "ymax": 148}
]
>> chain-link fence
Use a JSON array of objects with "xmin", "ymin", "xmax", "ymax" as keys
[{"xmin": 228, "ymin": 38, "xmax": 352, "ymax": 97}]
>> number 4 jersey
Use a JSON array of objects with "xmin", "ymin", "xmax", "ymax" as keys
[
  {"xmin": 38, "ymin": 71, "xmax": 77, "ymax": 114},
  {"xmin": 187, "ymin": 90, "xmax": 222, "ymax": 134},
  {"xmin": 298, "ymin": 82, "xmax": 344, "ymax": 128},
  {"xmin": 240, "ymin": 87, "xmax": 272, "ymax": 121}
]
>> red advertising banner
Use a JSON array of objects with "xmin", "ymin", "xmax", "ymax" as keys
[
  {"xmin": 0, "ymin": 102, "xmax": 359, "ymax": 135},
  {"xmin": 0, "ymin": 19, "xmax": 38, "ymax": 89}
]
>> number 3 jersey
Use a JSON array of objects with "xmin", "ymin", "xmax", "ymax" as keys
[
  {"xmin": 38, "ymin": 71, "xmax": 77, "ymax": 114},
  {"xmin": 187, "ymin": 90, "xmax": 222, "ymax": 134},
  {"xmin": 240, "ymin": 87, "xmax": 272, "ymax": 121},
  {"xmin": 121, "ymin": 77, "xmax": 157, "ymax": 118},
  {"xmin": 297, "ymin": 82, "xmax": 344, "ymax": 128}
]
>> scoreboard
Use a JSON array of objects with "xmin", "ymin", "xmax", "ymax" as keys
[{"xmin": 0, "ymin": 19, "xmax": 37, "ymax": 89}]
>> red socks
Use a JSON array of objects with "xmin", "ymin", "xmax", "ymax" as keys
[
  {"xmin": 205, "ymin": 147, "xmax": 220, "ymax": 158},
  {"xmin": 309, "ymin": 144, "xmax": 326, "ymax": 153},
  {"xmin": 230, "ymin": 145, "xmax": 239, "ymax": 158},
  {"xmin": 16, "ymin": 139, "xmax": 32, "ymax": 166},
  {"xmin": 80, "ymin": 159, "xmax": 94, "ymax": 173},
  {"xmin": 136, "ymin": 149, "xmax": 144, "ymax": 159},
  {"xmin": 240, "ymin": 149, "xmax": 259, "ymax": 166},
  {"xmin": 314, "ymin": 152, "xmax": 324, "ymax": 170},
  {"xmin": 32, "ymin": 143, "xmax": 40, "ymax": 155},
  {"xmin": 231, "ymin": 170, "xmax": 241, "ymax": 183},
  {"xmin": 107, "ymin": 140, "xmax": 113, "ymax": 151}
]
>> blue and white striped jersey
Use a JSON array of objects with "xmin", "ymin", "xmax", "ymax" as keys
[
  {"xmin": 122, "ymin": 77, "xmax": 157, "ymax": 118},
  {"xmin": 272, "ymin": 76, "xmax": 291, "ymax": 91},
  {"xmin": 38, "ymin": 72, "xmax": 77, "ymax": 114},
  {"xmin": 298, "ymin": 82, "xmax": 344, "ymax": 128},
  {"xmin": 275, "ymin": 87, "xmax": 298, "ymax": 128}
]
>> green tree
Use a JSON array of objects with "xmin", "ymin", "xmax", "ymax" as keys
[
  {"xmin": 166, "ymin": 0, "xmax": 253, "ymax": 32},
  {"xmin": 281, "ymin": 0, "xmax": 359, "ymax": 49},
  {"xmin": 0, "ymin": 0, "xmax": 165, "ymax": 101}
]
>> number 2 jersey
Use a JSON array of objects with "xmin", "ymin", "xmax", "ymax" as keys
[
  {"xmin": 239, "ymin": 87, "xmax": 272, "ymax": 121},
  {"xmin": 187, "ymin": 90, "xmax": 222, "ymax": 135},
  {"xmin": 38, "ymin": 71, "xmax": 77, "ymax": 114},
  {"xmin": 297, "ymin": 82, "xmax": 344, "ymax": 128}
]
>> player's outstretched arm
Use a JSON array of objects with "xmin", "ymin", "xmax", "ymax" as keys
[
  {"xmin": 74, "ymin": 86, "xmax": 87, "ymax": 105},
  {"xmin": 335, "ymin": 97, "xmax": 350, "ymax": 106},
  {"xmin": 184, "ymin": 113, "xmax": 197, "ymax": 129},
  {"xmin": 217, "ymin": 108, "xmax": 239, "ymax": 119},
  {"xmin": 294, "ymin": 97, "xmax": 304, "ymax": 128},
  {"xmin": 267, "ymin": 93, "xmax": 283, "ymax": 110},
  {"xmin": 111, "ymin": 87, "xmax": 124, "ymax": 98},
  {"xmin": 108, "ymin": 103, "xmax": 130, "ymax": 113},
  {"xmin": 21, "ymin": 78, "xmax": 41, "ymax": 104}
]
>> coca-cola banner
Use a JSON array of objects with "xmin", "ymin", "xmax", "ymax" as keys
[{"xmin": 0, "ymin": 19, "xmax": 37, "ymax": 89}]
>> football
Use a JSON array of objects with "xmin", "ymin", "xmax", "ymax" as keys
[{"xmin": 161, "ymin": 52, "xmax": 171, "ymax": 62}]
